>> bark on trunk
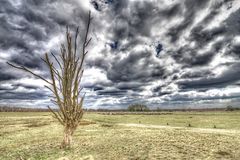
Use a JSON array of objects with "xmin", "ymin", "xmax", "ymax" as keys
[{"xmin": 61, "ymin": 127, "xmax": 74, "ymax": 148}]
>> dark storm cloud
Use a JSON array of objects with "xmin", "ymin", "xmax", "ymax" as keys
[
  {"xmin": 167, "ymin": 0, "xmax": 209, "ymax": 42},
  {"xmin": 0, "ymin": 0, "xmax": 89, "ymax": 68},
  {"xmin": 180, "ymin": 69, "xmax": 213, "ymax": 79},
  {"xmin": 0, "ymin": 63, "xmax": 19, "ymax": 81},
  {"xmin": 100, "ymin": 0, "xmax": 161, "ymax": 45},
  {"xmin": 12, "ymin": 83, "xmax": 39, "ymax": 90},
  {"xmin": 0, "ymin": 84, "xmax": 31, "ymax": 92},
  {"xmin": 87, "ymin": 56, "xmax": 110, "ymax": 70},
  {"xmin": 10, "ymin": 52, "xmax": 44, "ymax": 69},
  {"xmin": 159, "ymin": 3, "xmax": 182, "ymax": 18},
  {"xmin": 0, "ymin": 91, "xmax": 47, "ymax": 100},
  {"xmin": 85, "ymin": 0, "xmax": 240, "ymax": 108},
  {"xmin": 167, "ymin": 92, "xmax": 240, "ymax": 102},
  {"xmin": 106, "ymin": 50, "xmax": 165, "ymax": 83},
  {"xmin": 229, "ymin": 43, "xmax": 240, "ymax": 57},
  {"xmin": 0, "ymin": 0, "xmax": 91, "ymax": 107},
  {"xmin": 1, "ymin": 0, "xmax": 240, "ymax": 108},
  {"xmin": 170, "ymin": 1, "xmax": 236, "ymax": 67},
  {"xmin": 152, "ymin": 84, "xmax": 172, "ymax": 96},
  {"xmin": 171, "ymin": 46, "xmax": 216, "ymax": 67},
  {"xmin": 116, "ymin": 82, "xmax": 143, "ymax": 92},
  {"xmin": 225, "ymin": 8, "xmax": 240, "ymax": 35},
  {"xmin": 98, "ymin": 90, "xmax": 127, "ymax": 96},
  {"xmin": 178, "ymin": 63, "xmax": 240, "ymax": 90},
  {"xmin": 189, "ymin": 26, "xmax": 226, "ymax": 49},
  {"xmin": 0, "ymin": 72, "xmax": 17, "ymax": 82},
  {"xmin": 224, "ymin": 8, "xmax": 240, "ymax": 57},
  {"xmin": 84, "ymin": 83, "xmax": 109, "ymax": 91}
]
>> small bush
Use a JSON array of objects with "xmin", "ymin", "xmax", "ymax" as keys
[
  {"xmin": 226, "ymin": 105, "xmax": 234, "ymax": 111},
  {"xmin": 128, "ymin": 104, "xmax": 149, "ymax": 112}
]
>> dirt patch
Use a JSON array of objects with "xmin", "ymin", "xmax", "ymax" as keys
[
  {"xmin": 101, "ymin": 123, "xmax": 114, "ymax": 127},
  {"xmin": 26, "ymin": 122, "xmax": 50, "ymax": 128},
  {"xmin": 117, "ymin": 123, "xmax": 240, "ymax": 135},
  {"xmin": 99, "ymin": 112, "xmax": 173, "ymax": 115},
  {"xmin": 79, "ymin": 120, "xmax": 96, "ymax": 126},
  {"xmin": 216, "ymin": 150, "xmax": 231, "ymax": 156}
]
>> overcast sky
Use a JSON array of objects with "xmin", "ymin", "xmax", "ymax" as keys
[{"xmin": 1, "ymin": 0, "xmax": 240, "ymax": 109}]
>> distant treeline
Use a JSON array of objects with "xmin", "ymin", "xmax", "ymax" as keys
[
  {"xmin": 0, "ymin": 105, "xmax": 239, "ymax": 112},
  {"xmin": 0, "ymin": 106, "xmax": 51, "ymax": 112},
  {"xmin": 86, "ymin": 106, "xmax": 240, "ymax": 112}
]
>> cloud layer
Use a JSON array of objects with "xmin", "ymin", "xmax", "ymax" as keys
[{"xmin": 1, "ymin": 0, "xmax": 240, "ymax": 109}]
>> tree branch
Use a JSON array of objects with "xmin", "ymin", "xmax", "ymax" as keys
[{"xmin": 7, "ymin": 62, "xmax": 52, "ymax": 85}]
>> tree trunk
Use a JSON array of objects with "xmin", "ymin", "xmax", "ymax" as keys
[{"xmin": 61, "ymin": 127, "xmax": 74, "ymax": 149}]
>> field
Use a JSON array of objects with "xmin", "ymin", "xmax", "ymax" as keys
[{"xmin": 0, "ymin": 111, "xmax": 240, "ymax": 160}]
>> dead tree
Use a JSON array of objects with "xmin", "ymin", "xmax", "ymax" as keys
[{"xmin": 7, "ymin": 11, "xmax": 92, "ymax": 148}]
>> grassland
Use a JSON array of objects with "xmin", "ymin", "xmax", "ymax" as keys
[{"xmin": 0, "ymin": 111, "xmax": 240, "ymax": 160}]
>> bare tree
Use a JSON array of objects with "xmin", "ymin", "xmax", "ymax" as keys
[{"xmin": 7, "ymin": 11, "xmax": 92, "ymax": 148}]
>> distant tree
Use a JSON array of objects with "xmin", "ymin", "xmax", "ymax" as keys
[
  {"xmin": 156, "ymin": 107, "xmax": 162, "ymax": 112},
  {"xmin": 226, "ymin": 105, "xmax": 233, "ymax": 111},
  {"xmin": 226, "ymin": 105, "xmax": 235, "ymax": 111},
  {"xmin": 128, "ymin": 104, "xmax": 149, "ymax": 112},
  {"xmin": 7, "ymin": 11, "xmax": 92, "ymax": 148}
]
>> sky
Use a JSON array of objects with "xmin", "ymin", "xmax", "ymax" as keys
[{"xmin": 1, "ymin": 0, "xmax": 240, "ymax": 109}]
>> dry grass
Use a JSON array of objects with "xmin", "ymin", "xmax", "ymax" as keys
[{"xmin": 0, "ymin": 112, "xmax": 240, "ymax": 159}]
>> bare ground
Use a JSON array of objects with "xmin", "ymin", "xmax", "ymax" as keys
[
  {"xmin": 117, "ymin": 123, "xmax": 240, "ymax": 135},
  {"xmin": 1, "ymin": 112, "xmax": 240, "ymax": 159}
]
